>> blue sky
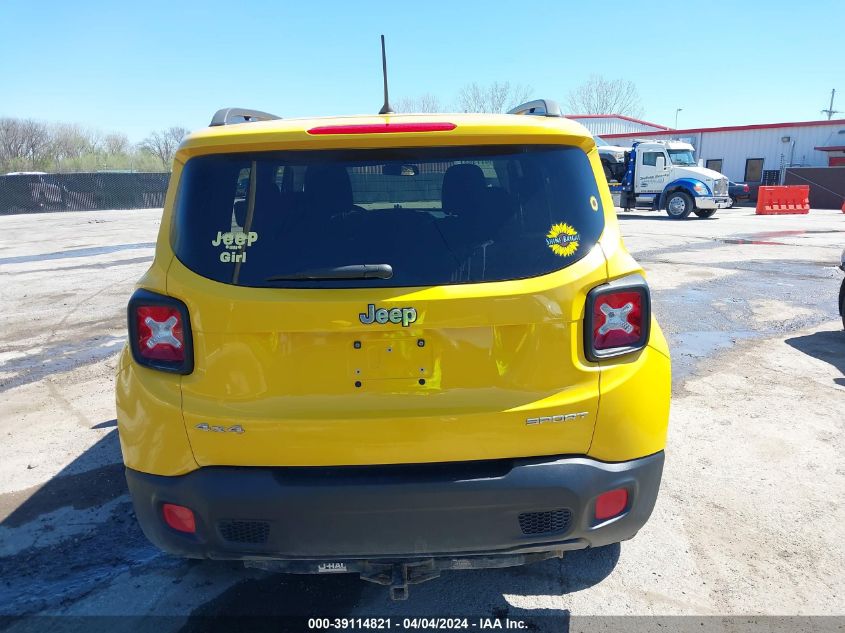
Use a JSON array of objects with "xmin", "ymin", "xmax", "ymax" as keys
[{"xmin": 2, "ymin": 0, "xmax": 843, "ymax": 141}]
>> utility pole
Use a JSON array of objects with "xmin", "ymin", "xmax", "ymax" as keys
[
  {"xmin": 821, "ymin": 89, "xmax": 839, "ymax": 120},
  {"xmin": 674, "ymin": 108, "xmax": 683, "ymax": 128}
]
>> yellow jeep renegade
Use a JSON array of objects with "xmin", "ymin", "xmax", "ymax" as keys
[{"xmin": 117, "ymin": 99, "xmax": 671, "ymax": 599}]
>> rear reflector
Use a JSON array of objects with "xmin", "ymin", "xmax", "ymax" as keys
[
  {"xmin": 307, "ymin": 122, "xmax": 457, "ymax": 135},
  {"xmin": 162, "ymin": 503, "xmax": 196, "ymax": 533},
  {"xmin": 595, "ymin": 488, "xmax": 628, "ymax": 520}
]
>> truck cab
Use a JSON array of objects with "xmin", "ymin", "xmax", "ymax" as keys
[{"xmin": 620, "ymin": 140, "xmax": 731, "ymax": 219}]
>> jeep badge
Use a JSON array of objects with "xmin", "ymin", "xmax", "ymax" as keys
[{"xmin": 359, "ymin": 304, "xmax": 417, "ymax": 327}]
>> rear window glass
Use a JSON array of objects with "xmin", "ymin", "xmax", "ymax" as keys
[{"xmin": 171, "ymin": 145, "xmax": 605, "ymax": 288}]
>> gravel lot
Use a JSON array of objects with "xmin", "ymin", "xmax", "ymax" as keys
[{"xmin": 0, "ymin": 206, "xmax": 843, "ymax": 630}]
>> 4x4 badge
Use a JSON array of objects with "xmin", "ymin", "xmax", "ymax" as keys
[{"xmin": 359, "ymin": 304, "xmax": 417, "ymax": 327}]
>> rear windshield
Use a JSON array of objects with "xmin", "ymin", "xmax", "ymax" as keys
[{"xmin": 172, "ymin": 145, "xmax": 605, "ymax": 288}]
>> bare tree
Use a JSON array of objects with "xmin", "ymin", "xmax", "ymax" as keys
[
  {"xmin": 138, "ymin": 126, "xmax": 189, "ymax": 170},
  {"xmin": 20, "ymin": 120, "xmax": 51, "ymax": 168},
  {"xmin": 0, "ymin": 118, "xmax": 27, "ymax": 170},
  {"xmin": 393, "ymin": 93, "xmax": 444, "ymax": 113},
  {"xmin": 566, "ymin": 75, "xmax": 643, "ymax": 117},
  {"xmin": 0, "ymin": 116, "xmax": 186, "ymax": 173},
  {"xmin": 102, "ymin": 132, "xmax": 130, "ymax": 156},
  {"xmin": 51, "ymin": 123, "xmax": 98, "ymax": 161},
  {"xmin": 456, "ymin": 81, "xmax": 532, "ymax": 114},
  {"xmin": 0, "ymin": 118, "xmax": 52, "ymax": 171}
]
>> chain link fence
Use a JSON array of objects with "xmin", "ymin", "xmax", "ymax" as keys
[{"xmin": 0, "ymin": 172, "xmax": 170, "ymax": 215}]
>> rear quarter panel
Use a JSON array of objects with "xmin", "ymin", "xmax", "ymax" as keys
[{"xmin": 591, "ymin": 165, "xmax": 671, "ymax": 461}]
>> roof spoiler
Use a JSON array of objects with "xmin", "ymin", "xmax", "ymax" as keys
[
  {"xmin": 507, "ymin": 99, "xmax": 563, "ymax": 117},
  {"xmin": 209, "ymin": 108, "xmax": 281, "ymax": 127}
]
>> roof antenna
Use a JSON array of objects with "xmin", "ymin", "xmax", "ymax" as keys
[{"xmin": 378, "ymin": 35, "xmax": 394, "ymax": 115}]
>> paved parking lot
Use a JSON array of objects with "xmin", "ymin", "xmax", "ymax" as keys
[{"xmin": 1, "ymin": 206, "xmax": 843, "ymax": 629}]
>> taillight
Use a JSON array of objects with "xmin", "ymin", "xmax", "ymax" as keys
[
  {"xmin": 585, "ymin": 275, "xmax": 651, "ymax": 361},
  {"xmin": 136, "ymin": 305, "xmax": 184, "ymax": 361},
  {"xmin": 743, "ymin": 184, "xmax": 749, "ymax": 193},
  {"xmin": 127, "ymin": 289, "xmax": 193, "ymax": 374}
]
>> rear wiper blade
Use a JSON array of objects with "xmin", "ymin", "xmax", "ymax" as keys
[{"xmin": 266, "ymin": 264, "xmax": 393, "ymax": 281}]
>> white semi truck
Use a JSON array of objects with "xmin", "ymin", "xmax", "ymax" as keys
[
  {"xmin": 506, "ymin": 100, "xmax": 729, "ymax": 219},
  {"xmin": 616, "ymin": 140, "xmax": 731, "ymax": 219}
]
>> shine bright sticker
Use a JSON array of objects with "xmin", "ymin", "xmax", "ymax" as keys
[{"xmin": 545, "ymin": 223, "xmax": 581, "ymax": 257}]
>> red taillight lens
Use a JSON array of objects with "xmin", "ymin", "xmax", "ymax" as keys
[
  {"xmin": 136, "ymin": 305, "xmax": 184, "ymax": 361},
  {"xmin": 593, "ymin": 291, "xmax": 643, "ymax": 350},
  {"xmin": 162, "ymin": 503, "xmax": 196, "ymax": 533},
  {"xmin": 585, "ymin": 276, "xmax": 651, "ymax": 361},
  {"xmin": 307, "ymin": 122, "xmax": 456, "ymax": 135},
  {"xmin": 595, "ymin": 488, "xmax": 628, "ymax": 520},
  {"xmin": 127, "ymin": 289, "xmax": 193, "ymax": 374},
  {"xmin": 743, "ymin": 184, "xmax": 749, "ymax": 192}
]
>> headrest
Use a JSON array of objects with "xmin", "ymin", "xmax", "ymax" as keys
[
  {"xmin": 304, "ymin": 165, "xmax": 353, "ymax": 215},
  {"xmin": 442, "ymin": 163, "xmax": 487, "ymax": 213}
]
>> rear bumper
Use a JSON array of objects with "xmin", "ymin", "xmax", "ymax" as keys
[{"xmin": 126, "ymin": 451, "xmax": 664, "ymax": 562}]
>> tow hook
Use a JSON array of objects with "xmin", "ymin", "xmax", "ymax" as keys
[
  {"xmin": 390, "ymin": 564, "xmax": 408, "ymax": 601},
  {"xmin": 359, "ymin": 560, "xmax": 440, "ymax": 601}
]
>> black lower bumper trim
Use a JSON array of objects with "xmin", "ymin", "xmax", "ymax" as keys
[
  {"xmin": 246, "ymin": 551, "xmax": 567, "ymax": 600},
  {"xmin": 126, "ymin": 452, "xmax": 664, "ymax": 561}
]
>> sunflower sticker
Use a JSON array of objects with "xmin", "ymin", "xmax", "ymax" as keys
[
  {"xmin": 590, "ymin": 196, "xmax": 599, "ymax": 211},
  {"xmin": 545, "ymin": 222, "xmax": 581, "ymax": 257}
]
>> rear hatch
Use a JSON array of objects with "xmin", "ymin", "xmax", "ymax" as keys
[{"xmin": 167, "ymin": 143, "xmax": 608, "ymax": 466}]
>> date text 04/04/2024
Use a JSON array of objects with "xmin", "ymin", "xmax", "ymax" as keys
[{"xmin": 307, "ymin": 617, "xmax": 530, "ymax": 630}]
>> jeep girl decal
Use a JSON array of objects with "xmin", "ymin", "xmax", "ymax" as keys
[{"xmin": 211, "ymin": 230, "xmax": 258, "ymax": 263}]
